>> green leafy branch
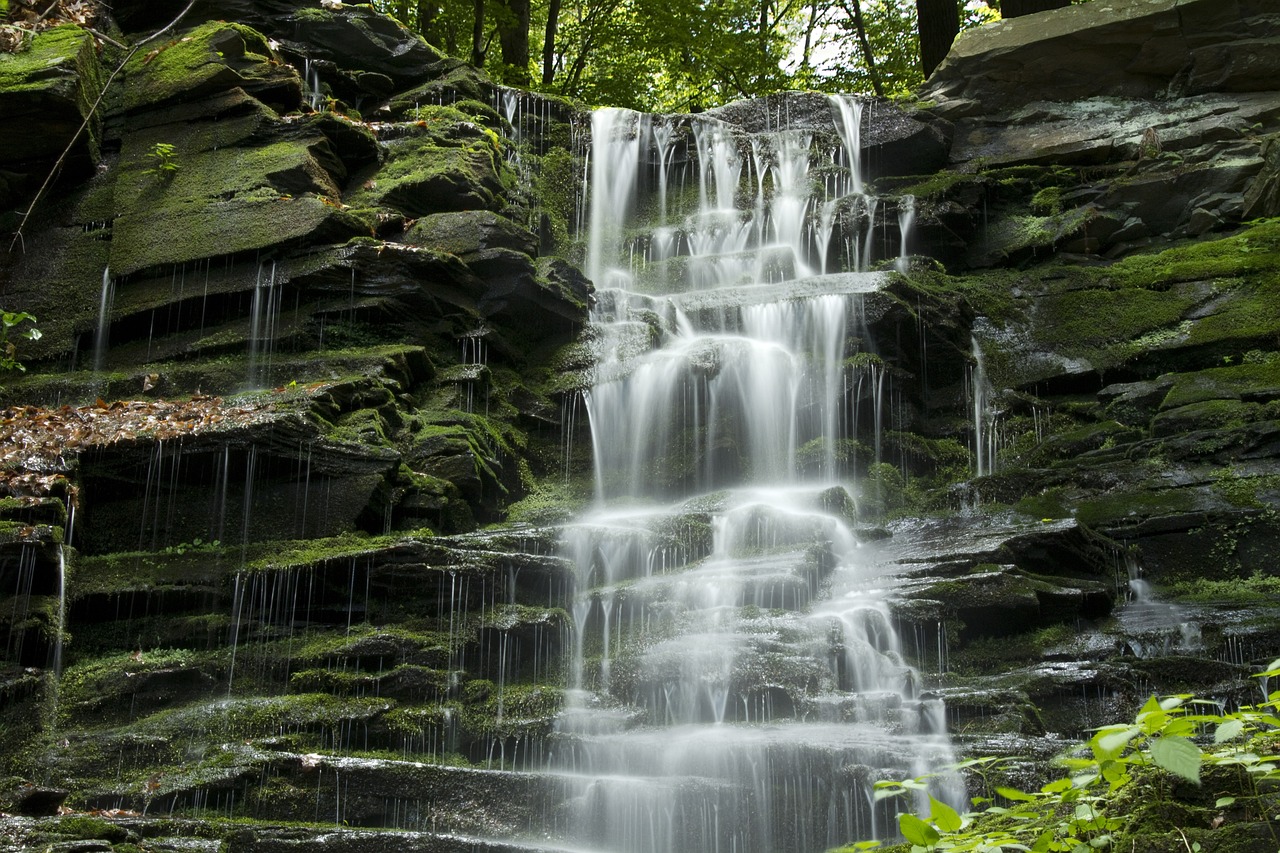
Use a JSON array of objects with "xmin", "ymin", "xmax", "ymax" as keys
[
  {"xmin": 1, "ymin": 310, "xmax": 41, "ymax": 372},
  {"xmin": 854, "ymin": 658, "xmax": 1280, "ymax": 853},
  {"xmin": 143, "ymin": 141, "xmax": 180, "ymax": 177}
]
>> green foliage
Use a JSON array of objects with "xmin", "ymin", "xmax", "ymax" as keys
[
  {"xmin": 142, "ymin": 141, "xmax": 180, "ymax": 177},
  {"xmin": 0, "ymin": 310, "xmax": 40, "ymax": 373},
  {"xmin": 373, "ymin": 0, "xmax": 997, "ymax": 110},
  {"xmin": 854, "ymin": 665, "xmax": 1280, "ymax": 853}
]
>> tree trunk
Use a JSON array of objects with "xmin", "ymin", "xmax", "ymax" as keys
[
  {"xmin": 1002, "ymin": 0, "xmax": 1070, "ymax": 17},
  {"xmin": 415, "ymin": 0, "xmax": 437, "ymax": 41},
  {"xmin": 471, "ymin": 0, "xmax": 486, "ymax": 67},
  {"xmin": 542, "ymin": 0, "xmax": 561, "ymax": 86},
  {"xmin": 839, "ymin": 0, "xmax": 883, "ymax": 97},
  {"xmin": 915, "ymin": 0, "xmax": 958, "ymax": 78},
  {"xmin": 800, "ymin": 2, "xmax": 819, "ymax": 72},
  {"xmin": 496, "ymin": 0, "xmax": 531, "ymax": 85}
]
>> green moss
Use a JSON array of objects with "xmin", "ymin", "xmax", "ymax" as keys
[
  {"xmin": 346, "ymin": 125, "xmax": 507, "ymax": 217},
  {"xmin": 504, "ymin": 480, "xmax": 590, "ymax": 525},
  {"xmin": 1029, "ymin": 186, "xmax": 1064, "ymax": 216},
  {"xmin": 1072, "ymin": 487, "xmax": 1203, "ymax": 528},
  {"xmin": 948, "ymin": 623, "xmax": 1077, "ymax": 676},
  {"xmin": 122, "ymin": 22, "xmax": 287, "ymax": 112},
  {"xmin": 1165, "ymin": 570, "xmax": 1280, "ymax": 603},
  {"xmin": 1151, "ymin": 398, "xmax": 1263, "ymax": 435},
  {"xmin": 1159, "ymin": 361, "xmax": 1280, "ymax": 410},
  {"xmin": 884, "ymin": 170, "xmax": 976, "ymax": 200},
  {"xmin": 1033, "ymin": 286, "xmax": 1189, "ymax": 351},
  {"xmin": 1109, "ymin": 218, "xmax": 1280, "ymax": 288},
  {"xmin": 532, "ymin": 148, "xmax": 579, "ymax": 252},
  {"xmin": 242, "ymin": 531, "xmax": 389, "ymax": 571},
  {"xmin": 47, "ymin": 815, "xmax": 131, "ymax": 842}
]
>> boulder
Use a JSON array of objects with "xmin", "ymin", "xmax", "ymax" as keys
[
  {"xmin": 404, "ymin": 210, "xmax": 538, "ymax": 259},
  {"xmin": 120, "ymin": 21, "xmax": 301, "ymax": 114},
  {"xmin": 923, "ymin": 0, "xmax": 1280, "ymax": 115},
  {"xmin": 0, "ymin": 25, "xmax": 103, "ymax": 208},
  {"xmin": 346, "ymin": 126, "xmax": 508, "ymax": 217}
]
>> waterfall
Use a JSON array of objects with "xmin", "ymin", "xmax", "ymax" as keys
[
  {"xmin": 896, "ymin": 194, "xmax": 916, "ymax": 273},
  {"xmin": 247, "ymin": 260, "xmax": 281, "ymax": 387},
  {"xmin": 969, "ymin": 336, "xmax": 994, "ymax": 477},
  {"xmin": 93, "ymin": 266, "xmax": 114, "ymax": 372},
  {"xmin": 553, "ymin": 100, "xmax": 961, "ymax": 853}
]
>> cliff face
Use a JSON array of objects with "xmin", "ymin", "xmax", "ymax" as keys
[{"xmin": 0, "ymin": 0, "xmax": 1278, "ymax": 850}]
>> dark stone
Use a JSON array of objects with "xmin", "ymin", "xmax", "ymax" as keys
[
  {"xmin": 924, "ymin": 0, "xmax": 1280, "ymax": 114},
  {"xmin": 0, "ymin": 26, "xmax": 103, "ymax": 206},
  {"xmin": 404, "ymin": 210, "xmax": 538, "ymax": 259},
  {"xmin": 278, "ymin": 6, "xmax": 446, "ymax": 91},
  {"xmin": 6, "ymin": 784, "xmax": 69, "ymax": 816}
]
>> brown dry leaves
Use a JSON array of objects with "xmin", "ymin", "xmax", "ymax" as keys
[
  {"xmin": 2, "ymin": 0, "xmax": 99, "ymax": 53},
  {"xmin": 0, "ymin": 395, "xmax": 274, "ymax": 474}
]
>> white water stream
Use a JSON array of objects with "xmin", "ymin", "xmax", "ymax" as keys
[{"xmin": 552, "ymin": 99, "xmax": 958, "ymax": 853}]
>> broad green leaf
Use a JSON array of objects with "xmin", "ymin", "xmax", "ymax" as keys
[
  {"xmin": 1092, "ymin": 725, "xmax": 1139, "ymax": 758},
  {"xmin": 1163, "ymin": 717, "xmax": 1198, "ymax": 737},
  {"xmin": 1139, "ymin": 694, "xmax": 1162, "ymax": 715},
  {"xmin": 1041, "ymin": 777, "xmax": 1073, "ymax": 794},
  {"xmin": 929, "ymin": 796, "xmax": 962, "ymax": 833},
  {"xmin": 899, "ymin": 812, "xmax": 940, "ymax": 847},
  {"xmin": 1214, "ymin": 718, "xmax": 1245, "ymax": 743},
  {"xmin": 1256, "ymin": 657, "xmax": 1280, "ymax": 677},
  {"xmin": 1074, "ymin": 802, "xmax": 1099, "ymax": 822},
  {"xmin": 1216, "ymin": 796, "xmax": 1236, "ymax": 807},
  {"xmin": 1137, "ymin": 708, "xmax": 1170, "ymax": 735},
  {"xmin": 996, "ymin": 786, "xmax": 1037, "ymax": 802},
  {"xmin": 1150, "ymin": 735, "xmax": 1202, "ymax": 784}
]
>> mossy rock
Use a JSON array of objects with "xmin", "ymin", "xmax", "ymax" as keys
[
  {"xmin": 121, "ymin": 21, "xmax": 301, "ymax": 114},
  {"xmin": 346, "ymin": 125, "xmax": 507, "ymax": 218},
  {"xmin": 0, "ymin": 25, "xmax": 103, "ymax": 201},
  {"xmin": 1150, "ymin": 398, "xmax": 1268, "ymax": 436},
  {"xmin": 382, "ymin": 61, "xmax": 495, "ymax": 120},
  {"xmin": 403, "ymin": 210, "xmax": 536, "ymax": 259},
  {"xmin": 1158, "ymin": 360, "xmax": 1280, "ymax": 411}
]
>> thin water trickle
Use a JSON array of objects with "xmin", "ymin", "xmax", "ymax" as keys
[
  {"xmin": 93, "ymin": 266, "xmax": 115, "ymax": 372},
  {"xmin": 550, "ymin": 99, "xmax": 962, "ymax": 853},
  {"xmin": 896, "ymin": 195, "xmax": 916, "ymax": 274},
  {"xmin": 248, "ymin": 261, "xmax": 282, "ymax": 387}
]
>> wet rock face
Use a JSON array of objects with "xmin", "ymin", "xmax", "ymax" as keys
[
  {"xmin": 924, "ymin": 0, "xmax": 1280, "ymax": 112},
  {"xmin": 0, "ymin": 0, "xmax": 1279, "ymax": 849},
  {"xmin": 0, "ymin": 25, "xmax": 103, "ymax": 208}
]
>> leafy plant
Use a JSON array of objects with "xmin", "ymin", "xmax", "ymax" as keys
[
  {"xmin": 1, "ymin": 310, "xmax": 41, "ymax": 372},
  {"xmin": 143, "ymin": 141, "xmax": 180, "ymax": 177},
  {"xmin": 851, "ymin": 658, "xmax": 1280, "ymax": 853}
]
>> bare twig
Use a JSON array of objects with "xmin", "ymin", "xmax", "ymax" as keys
[
  {"xmin": 85, "ymin": 27, "xmax": 127, "ymax": 50},
  {"xmin": 7, "ymin": 0, "xmax": 199, "ymax": 253}
]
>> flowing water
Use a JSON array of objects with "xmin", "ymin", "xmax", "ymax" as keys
[{"xmin": 549, "ymin": 100, "xmax": 959, "ymax": 853}]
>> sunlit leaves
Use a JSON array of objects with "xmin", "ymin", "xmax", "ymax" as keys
[
  {"xmin": 1152, "ymin": 732, "xmax": 1198, "ymax": 778},
  {"xmin": 867, "ymin": 688, "xmax": 1280, "ymax": 853},
  {"xmin": 899, "ymin": 812, "xmax": 941, "ymax": 847}
]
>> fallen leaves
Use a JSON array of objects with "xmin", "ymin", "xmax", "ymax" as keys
[
  {"xmin": 1, "ymin": 0, "xmax": 100, "ymax": 53},
  {"xmin": 0, "ymin": 395, "xmax": 277, "ymax": 495}
]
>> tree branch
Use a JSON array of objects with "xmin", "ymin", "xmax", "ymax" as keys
[{"xmin": 8, "ymin": 0, "xmax": 200, "ymax": 253}]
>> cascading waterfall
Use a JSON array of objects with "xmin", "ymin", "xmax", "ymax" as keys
[
  {"xmin": 969, "ymin": 336, "xmax": 995, "ymax": 477},
  {"xmin": 553, "ymin": 100, "xmax": 961, "ymax": 853}
]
